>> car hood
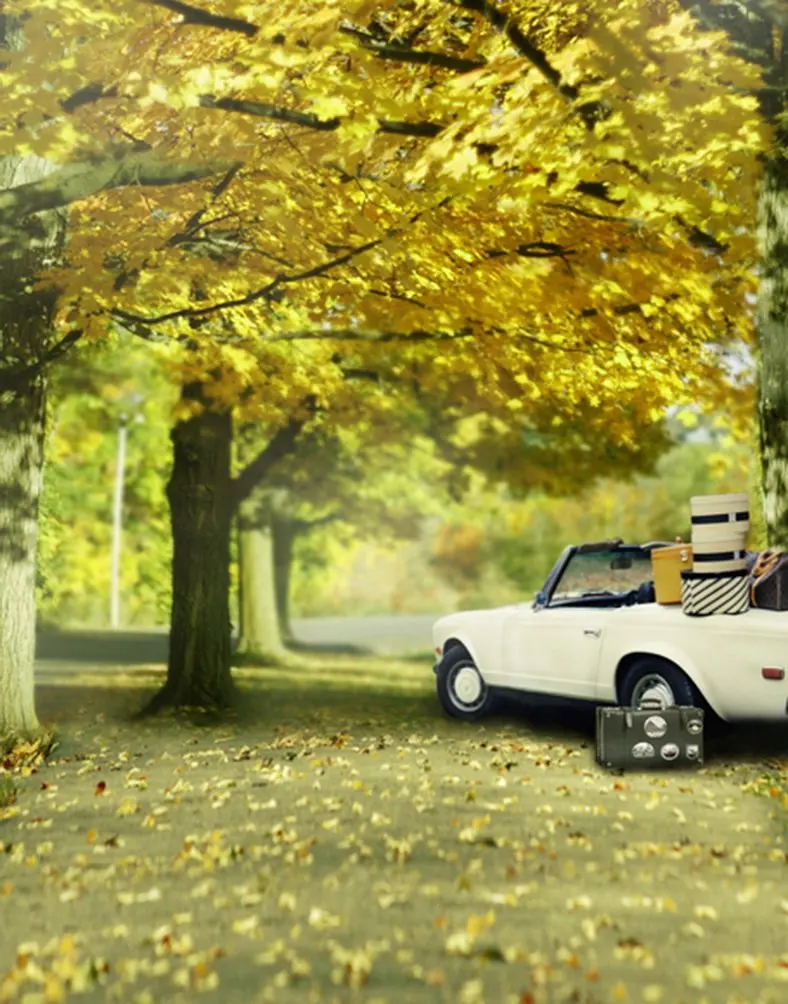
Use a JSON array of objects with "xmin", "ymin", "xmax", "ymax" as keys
[{"xmin": 433, "ymin": 605, "xmax": 522, "ymax": 644}]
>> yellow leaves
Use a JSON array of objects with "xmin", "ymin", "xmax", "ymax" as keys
[
  {"xmin": 307, "ymin": 907, "xmax": 342, "ymax": 930},
  {"xmin": 444, "ymin": 929, "xmax": 476, "ymax": 957},
  {"xmin": 231, "ymin": 915, "xmax": 260, "ymax": 936},
  {"xmin": 674, "ymin": 408, "xmax": 699, "ymax": 430},
  {"xmin": 351, "ymin": 213, "xmax": 380, "ymax": 239},
  {"xmin": 466, "ymin": 910, "xmax": 495, "ymax": 937},
  {"xmin": 329, "ymin": 943, "xmax": 374, "ymax": 988},
  {"xmin": 442, "ymin": 146, "xmax": 479, "ymax": 181},
  {"xmin": 384, "ymin": 835, "xmax": 413, "ymax": 864},
  {"xmin": 143, "ymin": 81, "xmax": 168, "ymax": 107},
  {"xmin": 614, "ymin": 937, "xmax": 655, "ymax": 967},
  {"xmin": 117, "ymin": 887, "xmax": 162, "ymax": 905},
  {"xmin": 310, "ymin": 95, "xmax": 349, "ymax": 121}
]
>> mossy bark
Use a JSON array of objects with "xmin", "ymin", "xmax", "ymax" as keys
[
  {"xmin": 0, "ymin": 377, "xmax": 46, "ymax": 739},
  {"xmin": 0, "ymin": 52, "xmax": 65, "ymax": 737},
  {"xmin": 757, "ymin": 130, "xmax": 788, "ymax": 547}
]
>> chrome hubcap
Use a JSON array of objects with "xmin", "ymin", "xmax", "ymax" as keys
[
  {"xmin": 630, "ymin": 673, "xmax": 675, "ymax": 709},
  {"xmin": 448, "ymin": 663, "xmax": 486, "ymax": 711}
]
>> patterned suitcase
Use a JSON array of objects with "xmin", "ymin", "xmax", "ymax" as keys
[{"xmin": 596, "ymin": 702, "xmax": 704, "ymax": 769}]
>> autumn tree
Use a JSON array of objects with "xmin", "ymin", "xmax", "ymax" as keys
[
  {"xmin": 0, "ymin": 0, "xmax": 768, "ymax": 726},
  {"xmin": 678, "ymin": 1, "xmax": 788, "ymax": 545},
  {"xmin": 234, "ymin": 424, "xmax": 444, "ymax": 658}
]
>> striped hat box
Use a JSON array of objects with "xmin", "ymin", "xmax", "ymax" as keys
[
  {"xmin": 690, "ymin": 493, "xmax": 749, "ymax": 530},
  {"xmin": 680, "ymin": 570, "xmax": 749, "ymax": 617},
  {"xmin": 690, "ymin": 545, "xmax": 748, "ymax": 575}
]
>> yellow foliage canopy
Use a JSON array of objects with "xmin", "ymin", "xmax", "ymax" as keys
[{"xmin": 1, "ymin": 0, "xmax": 768, "ymax": 444}]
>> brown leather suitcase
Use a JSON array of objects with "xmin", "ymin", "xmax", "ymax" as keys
[{"xmin": 596, "ymin": 702, "xmax": 704, "ymax": 769}]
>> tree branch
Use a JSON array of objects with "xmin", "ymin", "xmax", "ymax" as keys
[
  {"xmin": 269, "ymin": 327, "xmax": 476, "ymax": 344},
  {"xmin": 292, "ymin": 512, "xmax": 343, "ymax": 534},
  {"xmin": 112, "ymin": 199, "xmax": 449, "ymax": 326},
  {"xmin": 0, "ymin": 327, "xmax": 83, "ymax": 393},
  {"xmin": 0, "ymin": 149, "xmax": 235, "ymax": 228},
  {"xmin": 457, "ymin": 0, "xmax": 572, "ymax": 93},
  {"xmin": 339, "ymin": 25, "xmax": 487, "ymax": 73},
  {"xmin": 370, "ymin": 288, "xmax": 428, "ymax": 309},
  {"xmin": 486, "ymin": 240, "xmax": 576, "ymax": 260},
  {"xmin": 268, "ymin": 326, "xmax": 595, "ymax": 353},
  {"xmin": 199, "ymin": 95, "xmax": 443, "ymax": 138},
  {"xmin": 574, "ymin": 181, "xmax": 626, "ymax": 206},
  {"xmin": 544, "ymin": 201, "xmax": 641, "ymax": 225},
  {"xmin": 231, "ymin": 396, "xmax": 318, "ymax": 509},
  {"xmin": 579, "ymin": 292, "xmax": 681, "ymax": 319},
  {"xmin": 61, "ymin": 83, "xmax": 118, "ymax": 113},
  {"xmin": 143, "ymin": 0, "xmax": 258, "ymax": 36},
  {"xmin": 456, "ymin": 0, "xmax": 607, "ymax": 126}
]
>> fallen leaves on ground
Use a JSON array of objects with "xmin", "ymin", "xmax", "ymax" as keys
[{"xmin": 1, "ymin": 662, "xmax": 786, "ymax": 1002}]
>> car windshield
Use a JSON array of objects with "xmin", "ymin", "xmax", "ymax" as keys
[{"xmin": 551, "ymin": 548, "xmax": 652, "ymax": 601}]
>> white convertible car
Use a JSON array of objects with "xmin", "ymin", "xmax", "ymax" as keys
[{"xmin": 432, "ymin": 539, "xmax": 788, "ymax": 724}]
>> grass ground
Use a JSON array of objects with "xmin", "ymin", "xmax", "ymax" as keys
[{"xmin": 1, "ymin": 653, "xmax": 787, "ymax": 1004}]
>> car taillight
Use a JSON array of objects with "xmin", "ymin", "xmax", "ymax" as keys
[{"xmin": 762, "ymin": 667, "xmax": 784, "ymax": 680}]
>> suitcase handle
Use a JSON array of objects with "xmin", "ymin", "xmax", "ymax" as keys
[{"xmin": 638, "ymin": 699, "xmax": 664, "ymax": 710}]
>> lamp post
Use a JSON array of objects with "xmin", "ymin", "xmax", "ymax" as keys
[
  {"xmin": 109, "ymin": 396, "xmax": 144, "ymax": 630},
  {"xmin": 109, "ymin": 415, "xmax": 128, "ymax": 630}
]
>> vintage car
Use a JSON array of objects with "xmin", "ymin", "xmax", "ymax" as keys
[{"xmin": 432, "ymin": 539, "xmax": 788, "ymax": 724}]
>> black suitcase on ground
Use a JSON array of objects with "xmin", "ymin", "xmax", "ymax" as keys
[{"xmin": 596, "ymin": 701, "xmax": 704, "ymax": 769}]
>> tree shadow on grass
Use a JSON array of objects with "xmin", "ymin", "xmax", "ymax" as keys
[{"xmin": 31, "ymin": 658, "xmax": 788, "ymax": 776}]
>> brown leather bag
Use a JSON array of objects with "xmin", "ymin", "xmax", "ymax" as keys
[{"xmin": 749, "ymin": 549, "xmax": 788, "ymax": 610}]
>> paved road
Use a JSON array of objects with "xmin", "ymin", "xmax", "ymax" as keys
[{"xmin": 34, "ymin": 614, "xmax": 441, "ymax": 666}]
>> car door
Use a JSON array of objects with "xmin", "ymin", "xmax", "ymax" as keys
[{"xmin": 501, "ymin": 604, "xmax": 613, "ymax": 699}]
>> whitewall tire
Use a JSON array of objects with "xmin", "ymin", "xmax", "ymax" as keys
[{"xmin": 436, "ymin": 646, "xmax": 495, "ymax": 722}]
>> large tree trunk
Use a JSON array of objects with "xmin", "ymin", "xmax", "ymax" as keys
[
  {"xmin": 757, "ymin": 134, "xmax": 788, "ymax": 545},
  {"xmin": 272, "ymin": 513, "xmax": 297, "ymax": 645},
  {"xmin": 149, "ymin": 382, "xmax": 234, "ymax": 711},
  {"xmin": 236, "ymin": 505, "xmax": 287, "ymax": 661},
  {"xmin": 0, "ymin": 38, "xmax": 65, "ymax": 739},
  {"xmin": 0, "ymin": 379, "xmax": 46, "ymax": 739}
]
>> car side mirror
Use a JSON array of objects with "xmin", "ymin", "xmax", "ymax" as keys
[{"xmin": 534, "ymin": 591, "xmax": 547, "ymax": 607}]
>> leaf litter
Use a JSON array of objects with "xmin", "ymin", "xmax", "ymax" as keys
[{"xmin": 0, "ymin": 658, "xmax": 786, "ymax": 1002}]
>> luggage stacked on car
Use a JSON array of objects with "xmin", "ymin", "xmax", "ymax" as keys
[
  {"xmin": 652, "ymin": 539, "xmax": 693, "ymax": 605},
  {"xmin": 749, "ymin": 548, "xmax": 788, "ymax": 609},
  {"xmin": 681, "ymin": 493, "xmax": 750, "ymax": 616}
]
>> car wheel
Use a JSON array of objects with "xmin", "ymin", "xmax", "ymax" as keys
[
  {"xmin": 436, "ymin": 646, "xmax": 495, "ymax": 722},
  {"xmin": 619, "ymin": 658, "xmax": 702, "ymax": 710}
]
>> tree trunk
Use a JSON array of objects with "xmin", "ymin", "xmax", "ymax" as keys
[
  {"xmin": 272, "ymin": 513, "xmax": 297, "ymax": 645},
  {"xmin": 757, "ymin": 131, "xmax": 788, "ymax": 547},
  {"xmin": 0, "ymin": 17, "xmax": 66, "ymax": 738},
  {"xmin": 0, "ymin": 379, "xmax": 45, "ymax": 739},
  {"xmin": 236, "ymin": 505, "xmax": 287, "ymax": 661},
  {"xmin": 149, "ymin": 382, "xmax": 234, "ymax": 711}
]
